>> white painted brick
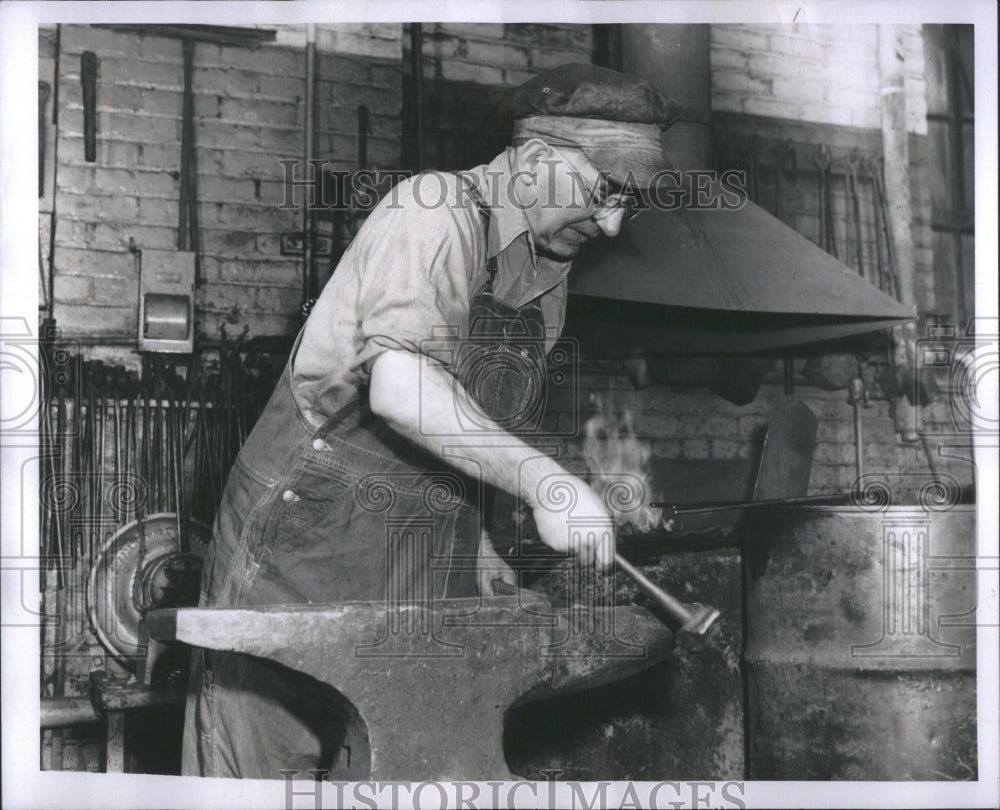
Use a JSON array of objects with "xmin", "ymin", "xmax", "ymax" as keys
[
  {"xmin": 198, "ymin": 176, "xmax": 262, "ymax": 205},
  {"xmin": 438, "ymin": 23, "xmax": 506, "ymax": 40},
  {"xmin": 195, "ymin": 67, "xmax": 261, "ymax": 96},
  {"xmin": 196, "ymin": 283, "xmax": 258, "ymax": 312},
  {"xmin": 713, "ymin": 68, "xmax": 771, "ymax": 96},
  {"xmin": 54, "ymin": 303, "xmax": 137, "ymax": 335},
  {"xmin": 58, "ymin": 192, "xmax": 140, "ymax": 223},
  {"xmin": 767, "ymin": 32, "xmax": 816, "ymax": 58},
  {"xmin": 529, "ymin": 48, "xmax": 589, "ymax": 70},
  {"xmin": 53, "ymin": 246, "xmax": 134, "ymax": 277},
  {"xmin": 771, "ymin": 77, "xmax": 827, "ymax": 105},
  {"xmin": 440, "ymin": 61, "xmax": 505, "ymax": 86},
  {"xmin": 92, "ymin": 223, "xmax": 177, "ymax": 251},
  {"xmin": 743, "ymin": 96, "xmax": 806, "ymax": 121},
  {"xmin": 745, "ymin": 52, "xmax": 820, "ymax": 80},
  {"xmin": 220, "ymin": 259, "xmax": 300, "ymax": 285},
  {"xmin": 316, "ymin": 29, "xmax": 402, "ymax": 61},
  {"xmin": 850, "ymin": 108, "xmax": 881, "ymax": 129},
  {"xmin": 221, "ymin": 97, "xmax": 300, "ymax": 127},
  {"xmin": 710, "ymin": 47, "xmax": 750, "ymax": 71},
  {"xmin": 464, "ymin": 40, "xmax": 529, "ymax": 68},
  {"xmin": 95, "ymin": 57, "xmax": 183, "ymax": 91},
  {"xmin": 421, "ymin": 37, "xmax": 461, "ymax": 62},
  {"xmin": 712, "ymin": 26, "xmax": 769, "ymax": 53},
  {"xmin": 54, "ymin": 274, "xmax": 94, "ymax": 303},
  {"xmin": 94, "ymin": 167, "xmax": 178, "ymax": 197},
  {"xmin": 59, "ymin": 25, "xmax": 142, "ymax": 58}
]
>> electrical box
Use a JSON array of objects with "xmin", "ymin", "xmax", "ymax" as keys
[{"xmin": 137, "ymin": 249, "xmax": 195, "ymax": 353}]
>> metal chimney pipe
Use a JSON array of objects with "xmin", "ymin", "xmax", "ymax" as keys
[
  {"xmin": 877, "ymin": 24, "xmax": 917, "ymax": 311},
  {"xmin": 619, "ymin": 24, "xmax": 713, "ymax": 169}
]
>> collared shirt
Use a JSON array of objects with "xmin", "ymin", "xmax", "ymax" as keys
[{"xmin": 291, "ymin": 149, "xmax": 572, "ymax": 428}]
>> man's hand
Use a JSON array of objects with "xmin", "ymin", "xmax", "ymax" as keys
[
  {"xmin": 477, "ymin": 528, "xmax": 518, "ymax": 596},
  {"xmin": 530, "ymin": 476, "xmax": 615, "ymax": 571}
]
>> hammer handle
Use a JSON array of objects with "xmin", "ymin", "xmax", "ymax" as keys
[{"xmin": 614, "ymin": 552, "xmax": 691, "ymax": 624}]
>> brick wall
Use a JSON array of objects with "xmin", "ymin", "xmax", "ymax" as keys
[
  {"xmin": 43, "ymin": 24, "xmax": 403, "ymax": 345},
  {"xmin": 413, "ymin": 23, "xmax": 592, "ymax": 87},
  {"xmin": 711, "ymin": 24, "xmax": 927, "ymax": 133},
  {"xmin": 42, "ymin": 23, "xmax": 593, "ymax": 348},
  {"xmin": 543, "ymin": 367, "xmax": 968, "ymax": 504},
  {"xmin": 710, "ymin": 25, "xmax": 934, "ymax": 311},
  {"xmin": 40, "ymin": 21, "xmax": 952, "ymax": 495}
]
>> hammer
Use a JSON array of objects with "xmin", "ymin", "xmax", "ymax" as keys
[{"xmin": 614, "ymin": 552, "xmax": 719, "ymax": 650}]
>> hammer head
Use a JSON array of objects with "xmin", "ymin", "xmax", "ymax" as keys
[{"xmin": 675, "ymin": 604, "xmax": 721, "ymax": 651}]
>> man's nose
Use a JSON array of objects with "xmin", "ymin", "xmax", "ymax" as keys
[{"xmin": 594, "ymin": 207, "xmax": 625, "ymax": 237}]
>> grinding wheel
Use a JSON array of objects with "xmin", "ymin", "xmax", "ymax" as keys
[{"xmin": 88, "ymin": 513, "xmax": 210, "ymax": 669}]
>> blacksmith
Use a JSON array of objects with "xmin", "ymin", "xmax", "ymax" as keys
[{"xmin": 182, "ymin": 63, "xmax": 676, "ymax": 779}]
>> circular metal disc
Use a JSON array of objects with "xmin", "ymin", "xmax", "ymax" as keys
[{"xmin": 88, "ymin": 513, "xmax": 210, "ymax": 668}]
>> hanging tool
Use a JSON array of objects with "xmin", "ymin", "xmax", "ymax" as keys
[
  {"xmin": 92, "ymin": 363, "xmax": 106, "ymax": 566},
  {"xmin": 847, "ymin": 376, "xmax": 868, "ymax": 481},
  {"xmin": 845, "ymin": 151, "xmax": 866, "ymax": 278},
  {"xmin": 772, "ymin": 138, "xmax": 796, "ymax": 223},
  {"xmin": 357, "ymin": 104, "xmax": 370, "ymax": 171},
  {"xmin": 869, "ymin": 156, "xmax": 902, "ymax": 300},
  {"xmin": 177, "ymin": 37, "xmax": 201, "ymax": 272},
  {"xmin": 81, "ymin": 51, "xmax": 98, "ymax": 162},
  {"xmin": 864, "ymin": 157, "xmax": 890, "ymax": 296},
  {"xmin": 746, "ymin": 134, "xmax": 760, "ymax": 203},
  {"xmin": 39, "ymin": 81, "xmax": 51, "ymax": 197},
  {"xmin": 812, "ymin": 145, "xmax": 838, "ymax": 258}
]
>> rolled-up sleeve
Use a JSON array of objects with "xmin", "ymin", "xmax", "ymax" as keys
[{"xmin": 353, "ymin": 178, "xmax": 481, "ymax": 377}]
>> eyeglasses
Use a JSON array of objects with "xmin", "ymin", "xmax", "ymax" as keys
[{"xmin": 551, "ymin": 146, "xmax": 644, "ymax": 223}]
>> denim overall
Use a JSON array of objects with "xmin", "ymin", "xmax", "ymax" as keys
[{"xmin": 182, "ymin": 204, "xmax": 548, "ymax": 779}]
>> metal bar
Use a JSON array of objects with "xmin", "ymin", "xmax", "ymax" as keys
[
  {"xmin": 302, "ymin": 24, "xmax": 316, "ymax": 309},
  {"xmin": 94, "ymin": 23, "xmax": 276, "ymax": 47},
  {"xmin": 39, "ymin": 81, "xmax": 51, "ymax": 197},
  {"xmin": 650, "ymin": 492, "xmax": 852, "ymax": 515},
  {"xmin": 846, "ymin": 153, "xmax": 865, "ymax": 276},
  {"xmin": 105, "ymin": 711, "xmax": 126, "ymax": 773},
  {"xmin": 177, "ymin": 38, "xmax": 193, "ymax": 251},
  {"xmin": 358, "ymin": 104, "xmax": 369, "ymax": 170},
  {"xmin": 81, "ymin": 51, "xmax": 98, "ymax": 162},
  {"xmin": 45, "ymin": 26, "xmax": 62, "ymax": 320},
  {"xmin": 41, "ymin": 697, "xmax": 102, "ymax": 728}
]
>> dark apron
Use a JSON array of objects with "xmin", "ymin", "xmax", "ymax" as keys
[{"xmin": 184, "ymin": 201, "xmax": 548, "ymax": 779}]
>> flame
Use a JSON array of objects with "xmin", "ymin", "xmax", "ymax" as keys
[{"xmin": 582, "ymin": 391, "xmax": 666, "ymax": 534}]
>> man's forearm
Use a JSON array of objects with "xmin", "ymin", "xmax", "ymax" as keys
[{"xmin": 369, "ymin": 349, "xmax": 564, "ymax": 507}]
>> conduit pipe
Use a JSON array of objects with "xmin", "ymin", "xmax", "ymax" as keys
[{"xmin": 878, "ymin": 24, "xmax": 920, "ymax": 440}]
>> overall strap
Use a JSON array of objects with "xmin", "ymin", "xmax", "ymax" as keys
[{"xmin": 462, "ymin": 175, "xmax": 500, "ymax": 293}]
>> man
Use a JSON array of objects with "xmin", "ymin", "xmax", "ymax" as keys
[{"xmin": 182, "ymin": 63, "xmax": 675, "ymax": 779}]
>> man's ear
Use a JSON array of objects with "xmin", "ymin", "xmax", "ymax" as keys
[{"xmin": 513, "ymin": 138, "xmax": 553, "ymax": 175}]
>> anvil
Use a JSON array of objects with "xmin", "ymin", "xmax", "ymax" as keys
[{"xmin": 149, "ymin": 592, "xmax": 674, "ymax": 780}]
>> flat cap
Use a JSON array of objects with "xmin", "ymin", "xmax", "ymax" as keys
[
  {"xmin": 513, "ymin": 63, "xmax": 678, "ymax": 125},
  {"xmin": 511, "ymin": 64, "xmax": 677, "ymax": 187}
]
